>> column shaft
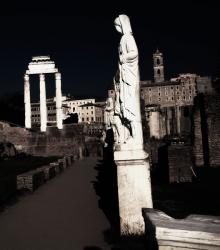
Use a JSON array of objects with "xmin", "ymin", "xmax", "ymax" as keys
[
  {"xmin": 24, "ymin": 74, "xmax": 31, "ymax": 128},
  {"xmin": 55, "ymin": 72, "xmax": 63, "ymax": 129},
  {"xmin": 176, "ymin": 106, "xmax": 181, "ymax": 134},
  {"xmin": 40, "ymin": 74, "xmax": 47, "ymax": 132}
]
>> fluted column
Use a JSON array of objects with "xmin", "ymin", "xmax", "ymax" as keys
[
  {"xmin": 39, "ymin": 74, "xmax": 47, "ymax": 132},
  {"xmin": 24, "ymin": 74, "xmax": 31, "ymax": 129},
  {"xmin": 55, "ymin": 72, "xmax": 63, "ymax": 129}
]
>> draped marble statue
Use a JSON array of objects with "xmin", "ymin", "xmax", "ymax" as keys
[
  {"xmin": 113, "ymin": 14, "xmax": 153, "ymax": 236},
  {"xmin": 113, "ymin": 14, "xmax": 143, "ymax": 149}
]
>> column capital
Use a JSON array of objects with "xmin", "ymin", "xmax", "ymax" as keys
[
  {"xmin": 39, "ymin": 73, "xmax": 45, "ymax": 80},
  {"xmin": 55, "ymin": 72, "xmax": 61, "ymax": 80},
  {"xmin": 24, "ymin": 74, "xmax": 29, "ymax": 80}
]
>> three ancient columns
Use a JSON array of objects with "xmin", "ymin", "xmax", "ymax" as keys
[{"xmin": 24, "ymin": 56, "xmax": 63, "ymax": 132}]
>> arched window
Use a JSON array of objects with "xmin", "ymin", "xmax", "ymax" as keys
[{"xmin": 157, "ymin": 58, "xmax": 160, "ymax": 65}]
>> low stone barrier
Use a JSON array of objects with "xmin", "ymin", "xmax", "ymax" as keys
[
  {"xmin": 50, "ymin": 162, "xmax": 63, "ymax": 174},
  {"xmin": 142, "ymin": 208, "xmax": 220, "ymax": 250},
  {"xmin": 17, "ymin": 169, "xmax": 45, "ymax": 192},
  {"xmin": 58, "ymin": 158, "xmax": 66, "ymax": 169},
  {"xmin": 16, "ymin": 154, "xmax": 76, "ymax": 192},
  {"xmin": 37, "ymin": 165, "xmax": 56, "ymax": 180}
]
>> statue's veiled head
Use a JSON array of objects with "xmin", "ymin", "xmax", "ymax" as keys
[{"xmin": 114, "ymin": 14, "xmax": 132, "ymax": 35}]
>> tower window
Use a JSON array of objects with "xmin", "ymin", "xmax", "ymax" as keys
[
  {"xmin": 157, "ymin": 69, "xmax": 160, "ymax": 75},
  {"xmin": 157, "ymin": 58, "xmax": 160, "ymax": 65}
]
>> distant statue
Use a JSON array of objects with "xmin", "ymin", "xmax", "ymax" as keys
[
  {"xmin": 104, "ymin": 97, "xmax": 114, "ymax": 130},
  {"xmin": 104, "ymin": 96, "xmax": 121, "ymax": 144},
  {"xmin": 113, "ymin": 14, "xmax": 141, "ymax": 145}
]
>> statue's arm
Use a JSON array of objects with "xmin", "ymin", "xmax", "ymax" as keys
[{"xmin": 120, "ymin": 36, "xmax": 138, "ymax": 64}]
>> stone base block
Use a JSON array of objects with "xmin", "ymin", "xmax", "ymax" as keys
[
  {"xmin": 115, "ymin": 150, "xmax": 153, "ymax": 236},
  {"xmin": 142, "ymin": 208, "xmax": 220, "ymax": 250}
]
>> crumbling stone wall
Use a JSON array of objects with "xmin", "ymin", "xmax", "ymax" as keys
[
  {"xmin": 0, "ymin": 122, "xmax": 85, "ymax": 157},
  {"xmin": 192, "ymin": 98, "xmax": 204, "ymax": 167},
  {"xmin": 168, "ymin": 144, "xmax": 193, "ymax": 183},
  {"xmin": 205, "ymin": 94, "xmax": 220, "ymax": 166}
]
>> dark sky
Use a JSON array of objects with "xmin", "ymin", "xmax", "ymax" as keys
[{"xmin": 0, "ymin": 1, "xmax": 219, "ymax": 100}]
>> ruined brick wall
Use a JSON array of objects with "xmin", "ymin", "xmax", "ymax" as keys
[
  {"xmin": 192, "ymin": 98, "xmax": 204, "ymax": 167},
  {"xmin": 205, "ymin": 94, "xmax": 220, "ymax": 166},
  {"xmin": 0, "ymin": 122, "xmax": 85, "ymax": 157},
  {"xmin": 168, "ymin": 144, "xmax": 193, "ymax": 183}
]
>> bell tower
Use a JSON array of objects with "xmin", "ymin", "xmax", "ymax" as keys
[{"xmin": 153, "ymin": 49, "xmax": 165, "ymax": 83}]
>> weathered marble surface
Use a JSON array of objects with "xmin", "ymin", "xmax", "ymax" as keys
[
  {"xmin": 142, "ymin": 208, "xmax": 220, "ymax": 250},
  {"xmin": 113, "ymin": 14, "xmax": 153, "ymax": 236}
]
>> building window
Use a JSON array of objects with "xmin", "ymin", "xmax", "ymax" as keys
[
  {"xmin": 87, "ymin": 107, "xmax": 88, "ymax": 109},
  {"xmin": 158, "ymin": 92, "xmax": 161, "ymax": 96},
  {"xmin": 172, "ymin": 97, "xmax": 174, "ymax": 100},
  {"xmin": 171, "ymin": 86, "xmax": 173, "ymax": 90},
  {"xmin": 157, "ymin": 58, "xmax": 160, "ymax": 65},
  {"xmin": 158, "ymin": 98, "xmax": 161, "ymax": 102},
  {"xmin": 82, "ymin": 118, "xmax": 84, "ymax": 122},
  {"xmin": 165, "ymin": 92, "xmax": 168, "ymax": 96},
  {"xmin": 91, "ymin": 111, "xmax": 93, "ymax": 114},
  {"xmin": 110, "ymin": 90, "xmax": 114, "ymax": 94},
  {"xmin": 87, "ymin": 117, "xmax": 89, "ymax": 121},
  {"xmin": 157, "ymin": 69, "xmax": 160, "ymax": 75},
  {"xmin": 91, "ymin": 117, "xmax": 94, "ymax": 121},
  {"xmin": 149, "ymin": 88, "xmax": 151, "ymax": 91}
]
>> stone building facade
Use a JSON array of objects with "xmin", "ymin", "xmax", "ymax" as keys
[
  {"xmin": 31, "ymin": 97, "xmax": 105, "ymax": 127},
  {"xmin": 31, "ymin": 97, "xmax": 69, "ymax": 127}
]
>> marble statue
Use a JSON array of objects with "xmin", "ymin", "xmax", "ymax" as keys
[
  {"xmin": 114, "ymin": 14, "xmax": 142, "ymax": 146},
  {"xmin": 113, "ymin": 14, "xmax": 153, "ymax": 236}
]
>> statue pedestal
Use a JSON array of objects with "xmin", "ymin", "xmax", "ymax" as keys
[{"xmin": 114, "ymin": 146, "xmax": 153, "ymax": 235}]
